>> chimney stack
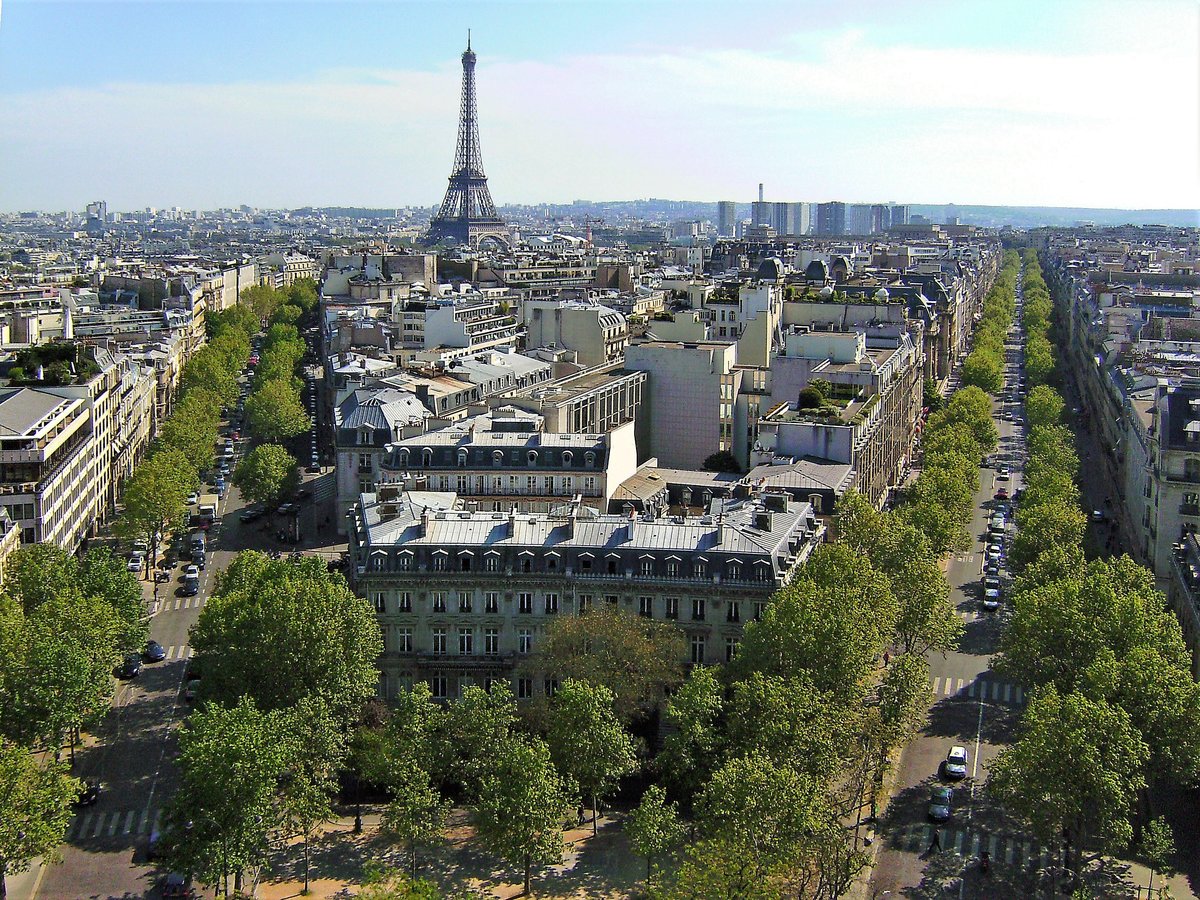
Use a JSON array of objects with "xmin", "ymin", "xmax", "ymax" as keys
[{"xmin": 758, "ymin": 183, "xmax": 764, "ymax": 203}]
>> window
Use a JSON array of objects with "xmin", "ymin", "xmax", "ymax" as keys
[
  {"xmin": 398, "ymin": 627, "xmax": 413, "ymax": 653},
  {"xmin": 432, "ymin": 592, "xmax": 446, "ymax": 613},
  {"xmin": 581, "ymin": 557, "xmax": 593, "ymax": 572},
  {"xmin": 694, "ymin": 561, "xmax": 707, "ymax": 578},
  {"xmin": 457, "ymin": 474, "xmax": 470, "ymax": 493},
  {"xmin": 666, "ymin": 560, "xmax": 679, "ymax": 578},
  {"xmin": 726, "ymin": 600, "xmax": 740, "ymax": 623},
  {"xmin": 432, "ymin": 555, "xmax": 447, "ymax": 572},
  {"xmin": 527, "ymin": 450, "xmax": 538, "ymax": 467},
  {"xmin": 458, "ymin": 627, "xmax": 473, "ymax": 655},
  {"xmin": 432, "ymin": 627, "xmax": 447, "ymax": 655},
  {"xmin": 518, "ymin": 628, "xmax": 533, "ymax": 655},
  {"xmin": 584, "ymin": 451, "xmax": 596, "ymax": 468},
  {"xmin": 518, "ymin": 593, "xmax": 533, "ymax": 614},
  {"xmin": 397, "ymin": 449, "xmax": 409, "ymax": 469},
  {"xmin": 728, "ymin": 564, "xmax": 741, "ymax": 581},
  {"xmin": 527, "ymin": 475, "xmax": 537, "ymax": 493},
  {"xmin": 640, "ymin": 559, "xmax": 654, "ymax": 576},
  {"xmin": 725, "ymin": 637, "xmax": 738, "ymax": 662},
  {"xmin": 692, "ymin": 598, "xmax": 706, "ymax": 621},
  {"xmin": 460, "ymin": 556, "xmax": 471, "ymax": 572},
  {"xmin": 372, "ymin": 592, "xmax": 386, "ymax": 614},
  {"xmin": 485, "ymin": 555, "xmax": 499, "ymax": 573},
  {"xmin": 492, "ymin": 450, "xmax": 504, "ymax": 467},
  {"xmin": 638, "ymin": 596, "xmax": 653, "ymax": 618},
  {"xmin": 485, "ymin": 591, "xmax": 500, "ymax": 613},
  {"xmin": 578, "ymin": 594, "xmax": 592, "ymax": 614},
  {"xmin": 544, "ymin": 678, "xmax": 559, "ymax": 698},
  {"xmin": 544, "ymin": 476, "xmax": 554, "ymax": 494},
  {"xmin": 605, "ymin": 595, "xmax": 619, "ymax": 608},
  {"xmin": 584, "ymin": 475, "xmax": 597, "ymax": 492},
  {"xmin": 422, "ymin": 448, "xmax": 433, "ymax": 467},
  {"xmin": 457, "ymin": 448, "xmax": 468, "ymax": 467},
  {"xmin": 690, "ymin": 635, "xmax": 706, "ymax": 664},
  {"xmin": 517, "ymin": 677, "xmax": 533, "ymax": 700},
  {"xmin": 458, "ymin": 591, "xmax": 473, "ymax": 613},
  {"xmin": 665, "ymin": 597, "xmax": 679, "ymax": 620},
  {"xmin": 544, "ymin": 592, "xmax": 559, "ymax": 614},
  {"xmin": 484, "ymin": 628, "xmax": 499, "ymax": 655},
  {"xmin": 430, "ymin": 674, "xmax": 447, "ymax": 699},
  {"xmin": 562, "ymin": 450, "xmax": 573, "ymax": 466},
  {"xmin": 398, "ymin": 555, "xmax": 413, "ymax": 571},
  {"xmin": 358, "ymin": 453, "xmax": 373, "ymax": 472},
  {"xmin": 754, "ymin": 601, "xmax": 766, "ymax": 621}
]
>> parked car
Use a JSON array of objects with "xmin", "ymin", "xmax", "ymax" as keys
[
  {"xmin": 126, "ymin": 553, "xmax": 144, "ymax": 573},
  {"xmin": 143, "ymin": 640, "xmax": 167, "ymax": 662},
  {"xmin": 928, "ymin": 785, "xmax": 953, "ymax": 823},
  {"xmin": 995, "ymin": 466, "xmax": 1010, "ymax": 480},
  {"xmin": 982, "ymin": 587, "xmax": 1002, "ymax": 611},
  {"xmin": 277, "ymin": 502, "xmax": 298, "ymax": 515},
  {"xmin": 238, "ymin": 506, "xmax": 264, "ymax": 524},
  {"xmin": 1090, "ymin": 509, "xmax": 1105, "ymax": 522},
  {"xmin": 943, "ymin": 745, "xmax": 969, "ymax": 780},
  {"xmin": 115, "ymin": 653, "xmax": 142, "ymax": 680},
  {"xmin": 186, "ymin": 491, "xmax": 199, "ymax": 505},
  {"xmin": 161, "ymin": 873, "xmax": 195, "ymax": 899}
]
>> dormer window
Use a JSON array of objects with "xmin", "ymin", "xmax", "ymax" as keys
[
  {"xmin": 457, "ymin": 449, "xmax": 469, "ymax": 468},
  {"xmin": 421, "ymin": 448, "xmax": 434, "ymax": 468},
  {"xmin": 584, "ymin": 451, "xmax": 596, "ymax": 469},
  {"xmin": 357, "ymin": 426, "xmax": 372, "ymax": 446},
  {"xmin": 562, "ymin": 450, "xmax": 573, "ymax": 466},
  {"xmin": 527, "ymin": 450, "xmax": 538, "ymax": 467},
  {"xmin": 492, "ymin": 449, "xmax": 504, "ymax": 467},
  {"xmin": 397, "ymin": 449, "xmax": 409, "ymax": 469}
]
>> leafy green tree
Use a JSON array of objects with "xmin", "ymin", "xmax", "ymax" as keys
[
  {"xmin": 4, "ymin": 544, "xmax": 76, "ymax": 613},
  {"xmin": 0, "ymin": 740, "xmax": 78, "ymax": 900},
  {"xmin": 158, "ymin": 396, "xmax": 221, "ymax": 472},
  {"xmin": 1026, "ymin": 385, "xmax": 1065, "ymax": 427},
  {"xmin": 180, "ymin": 347, "xmax": 239, "ymax": 408},
  {"xmin": 546, "ymin": 679, "xmax": 638, "ymax": 834},
  {"xmin": 1140, "ymin": 817, "xmax": 1176, "ymax": 899},
  {"xmin": 232, "ymin": 444, "xmax": 298, "ymax": 507},
  {"xmin": 244, "ymin": 378, "xmax": 310, "ymax": 443},
  {"xmin": 190, "ymin": 552, "xmax": 383, "ymax": 729},
  {"xmin": 240, "ymin": 283, "xmax": 284, "ymax": 322},
  {"xmin": 733, "ymin": 544, "xmax": 896, "ymax": 701},
  {"xmin": 382, "ymin": 762, "xmax": 449, "ymax": 879},
  {"xmin": 285, "ymin": 278, "xmax": 319, "ymax": 314},
  {"xmin": 270, "ymin": 304, "xmax": 303, "ymax": 327},
  {"xmin": 1009, "ymin": 499, "xmax": 1086, "ymax": 573},
  {"xmin": 525, "ymin": 606, "xmax": 684, "ymax": 723},
  {"xmin": 989, "ymin": 688, "xmax": 1148, "ymax": 874},
  {"xmin": 473, "ymin": 735, "xmax": 570, "ymax": 896},
  {"xmin": 701, "ymin": 450, "xmax": 740, "ymax": 473},
  {"xmin": 726, "ymin": 672, "xmax": 846, "ymax": 780},
  {"xmin": 118, "ymin": 448, "xmax": 196, "ymax": 578},
  {"xmin": 656, "ymin": 666, "xmax": 725, "ymax": 808},
  {"xmin": 960, "ymin": 349, "xmax": 1003, "ymax": 394},
  {"xmin": 78, "ymin": 548, "xmax": 148, "ymax": 651},
  {"xmin": 167, "ymin": 698, "xmax": 292, "ymax": 896},
  {"xmin": 356, "ymin": 869, "xmax": 445, "ymax": 899},
  {"xmin": 439, "ymin": 682, "xmax": 517, "ymax": 797},
  {"xmin": 625, "ymin": 785, "xmax": 684, "ymax": 882}
]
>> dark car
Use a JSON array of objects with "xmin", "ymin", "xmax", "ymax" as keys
[
  {"xmin": 161, "ymin": 873, "xmax": 195, "ymax": 899},
  {"xmin": 192, "ymin": 551, "xmax": 206, "ymax": 570},
  {"xmin": 238, "ymin": 506, "xmax": 264, "ymax": 524},
  {"xmin": 143, "ymin": 640, "xmax": 167, "ymax": 662},
  {"xmin": 73, "ymin": 779, "xmax": 101, "ymax": 807},
  {"xmin": 115, "ymin": 653, "xmax": 142, "ymax": 680},
  {"xmin": 928, "ymin": 785, "xmax": 953, "ymax": 822}
]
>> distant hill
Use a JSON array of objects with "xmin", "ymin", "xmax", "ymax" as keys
[{"xmin": 910, "ymin": 204, "xmax": 1198, "ymax": 229}]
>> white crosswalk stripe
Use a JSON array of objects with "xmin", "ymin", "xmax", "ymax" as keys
[
  {"xmin": 123, "ymin": 810, "xmax": 136, "ymax": 834},
  {"xmin": 69, "ymin": 807, "xmax": 165, "ymax": 842}
]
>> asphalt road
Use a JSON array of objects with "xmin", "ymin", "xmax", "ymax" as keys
[{"xmin": 869, "ymin": 290, "xmax": 1032, "ymax": 897}]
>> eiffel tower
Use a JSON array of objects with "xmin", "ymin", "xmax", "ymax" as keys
[{"xmin": 425, "ymin": 35, "xmax": 508, "ymax": 249}]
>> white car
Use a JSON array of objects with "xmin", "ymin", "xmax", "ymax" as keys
[
  {"xmin": 187, "ymin": 491, "xmax": 199, "ymax": 505},
  {"xmin": 126, "ymin": 553, "xmax": 144, "ymax": 572},
  {"xmin": 944, "ymin": 745, "xmax": 969, "ymax": 780}
]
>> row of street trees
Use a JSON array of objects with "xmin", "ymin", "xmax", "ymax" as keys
[
  {"xmin": 989, "ymin": 252, "xmax": 1196, "ymax": 888},
  {"xmin": 0, "ymin": 546, "xmax": 149, "ymax": 896},
  {"xmin": 960, "ymin": 250, "xmax": 1021, "ymax": 393},
  {"xmin": 1020, "ymin": 249, "xmax": 1056, "ymax": 388}
]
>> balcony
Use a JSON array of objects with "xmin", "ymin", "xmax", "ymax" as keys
[{"xmin": 1182, "ymin": 503, "xmax": 1200, "ymax": 517}]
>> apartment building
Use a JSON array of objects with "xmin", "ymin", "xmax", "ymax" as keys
[
  {"xmin": 522, "ymin": 299, "xmax": 628, "ymax": 367},
  {"xmin": 349, "ymin": 485, "xmax": 825, "ymax": 701}
]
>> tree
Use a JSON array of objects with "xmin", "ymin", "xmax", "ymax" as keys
[
  {"xmin": 1008, "ymin": 499, "xmax": 1086, "ymax": 573},
  {"xmin": 78, "ymin": 548, "xmax": 149, "ymax": 651},
  {"xmin": 4, "ymin": 544, "xmax": 76, "ymax": 613},
  {"xmin": 180, "ymin": 348, "xmax": 239, "ymax": 408},
  {"xmin": 625, "ymin": 785, "xmax": 684, "ymax": 882},
  {"xmin": 1026, "ymin": 385, "xmax": 1065, "ymax": 428},
  {"xmin": 167, "ymin": 699, "xmax": 293, "ymax": 896},
  {"xmin": 240, "ymin": 283, "xmax": 284, "ymax": 322},
  {"xmin": 726, "ymin": 673, "xmax": 846, "ymax": 780},
  {"xmin": 119, "ymin": 448, "xmax": 196, "ymax": 579},
  {"xmin": 701, "ymin": 450, "xmax": 740, "ymax": 473},
  {"xmin": 656, "ymin": 666, "xmax": 725, "ymax": 808},
  {"xmin": 0, "ymin": 741, "xmax": 78, "ymax": 900},
  {"xmin": 439, "ymin": 682, "xmax": 517, "ymax": 797},
  {"xmin": 526, "ymin": 606, "xmax": 684, "ymax": 723},
  {"xmin": 473, "ymin": 736, "xmax": 570, "ymax": 896},
  {"xmin": 277, "ymin": 700, "xmax": 345, "ymax": 895},
  {"xmin": 382, "ymin": 762, "xmax": 449, "ymax": 879},
  {"xmin": 989, "ymin": 688, "xmax": 1148, "ymax": 874},
  {"xmin": 232, "ymin": 444, "xmax": 298, "ymax": 507},
  {"xmin": 1140, "ymin": 817, "xmax": 1176, "ymax": 899},
  {"xmin": 190, "ymin": 552, "xmax": 383, "ymax": 729},
  {"xmin": 960, "ymin": 349, "xmax": 1003, "ymax": 394},
  {"xmin": 356, "ymin": 869, "xmax": 445, "ymax": 899},
  {"xmin": 546, "ymin": 679, "xmax": 638, "ymax": 834},
  {"xmin": 244, "ymin": 378, "xmax": 310, "ymax": 443},
  {"xmin": 158, "ymin": 395, "xmax": 221, "ymax": 472}
]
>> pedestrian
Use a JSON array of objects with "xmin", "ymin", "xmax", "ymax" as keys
[
  {"xmin": 577, "ymin": 804, "xmax": 585, "ymax": 826},
  {"xmin": 928, "ymin": 827, "xmax": 942, "ymax": 852},
  {"xmin": 883, "ymin": 651, "xmax": 890, "ymax": 667}
]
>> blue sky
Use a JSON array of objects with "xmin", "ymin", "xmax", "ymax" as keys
[{"xmin": 1, "ymin": 0, "xmax": 1196, "ymax": 212}]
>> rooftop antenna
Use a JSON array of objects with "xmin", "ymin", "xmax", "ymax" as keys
[{"xmin": 467, "ymin": 28, "xmax": 471, "ymax": 51}]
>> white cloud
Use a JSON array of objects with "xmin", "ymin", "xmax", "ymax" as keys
[{"xmin": 1, "ymin": 21, "xmax": 1196, "ymax": 210}]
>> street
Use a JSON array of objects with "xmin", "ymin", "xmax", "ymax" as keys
[
  {"xmin": 869, "ymin": 281, "xmax": 1031, "ymax": 897},
  {"xmin": 19, "ymin": 365, "xmax": 338, "ymax": 900}
]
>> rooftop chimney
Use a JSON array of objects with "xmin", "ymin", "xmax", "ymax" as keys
[{"xmin": 758, "ymin": 183, "xmax": 764, "ymax": 203}]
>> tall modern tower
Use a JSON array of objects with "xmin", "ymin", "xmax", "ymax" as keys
[{"xmin": 425, "ymin": 36, "xmax": 508, "ymax": 248}]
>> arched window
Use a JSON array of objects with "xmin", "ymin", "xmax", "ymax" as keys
[
  {"xmin": 457, "ymin": 448, "xmax": 469, "ymax": 468},
  {"xmin": 397, "ymin": 449, "xmax": 409, "ymax": 469},
  {"xmin": 527, "ymin": 450, "xmax": 538, "ymax": 467},
  {"xmin": 562, "ymin": 450, "xmax": 573, "ymax": 466},
  {"xmin": 808, "ymin": 493, "xmax": 823, "ymax": 513},
  {"xmin": 492, "ymin": 449, "xmax": 504, "ymax": 467},
  {"xmin": 421, "ymin": 448, "xmax": 433, "ymax": 468},
  {"xmin": 584, "ymin": 451, "xmax": 596, "ymax": 468}
]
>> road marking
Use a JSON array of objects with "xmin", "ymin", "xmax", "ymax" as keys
[
  {"xmin": 173, "ymin": 598, "xmax": 182, "ymax": 611},
  {"xmin": 953, "ymin": 829, "xmax": 966, "ymax": 853},
  {"xmin": 76, "ymin": 812, "xmax": 93, "ymax": 840},
  {"xmin": 955, "ymin": 678, "xmax": 965, "ymax": 694},
  {"xmin": 138, "ymin": 808, "xmax": 150, "ymax": 834},
  {"xmin": 153, "ymin": 808, "xmax": 162, "ymax": 834},
  {"xmin": 987, "ymin": 833, "xmax": 1000, "ymax": 860},
  {"xmin": 108, "ymin": 811, "xmax": 121, "ymax": 836},
  {"xmin": 969, "ymin": 832, "xmax": 981, "ymax": 857},
  {"xmin": 1014, "ymin": 686, "xmax": 1024, "ymax": 704},
  {"xmin": 90, "ymin": 812, "xmax": 106, "ymax": 838},
  {"xmin": 967, "ymin": 681, "xmax": 977, "ymax": 698},
  {"xmin": 123, "ymin": 809, "xmax": 136, "ymax": 833},
  {"xmin": 165, "ymin": 645, "xmax": 176, "ymax": 660}
]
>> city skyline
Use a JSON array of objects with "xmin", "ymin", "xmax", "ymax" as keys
[{"xmin": 0, "ymin": 0, "xmax": 1197, "ymax": 212}]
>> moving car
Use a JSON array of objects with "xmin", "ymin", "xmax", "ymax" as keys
[
  {"xmin": 994, "ymin": 488, "xmax": 1009, "ymax": 501},
  {"xmin": 943, "ymin": 745, "xmax": 969, "ymax": 780},
  {"xmin": 928, "ymin": 785, "xmax": 953, "ymax": 823},
  {"xmin": 143, "ymin": 640, "xmax": 167, "ymax": 662},
  {"xmin": 995, "ymin": 466, "xmax": 1010, "ymax": 481},
  {"xmin": 1090, "ymin": 509, "xmax": 1105, "ymax": 522}
]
